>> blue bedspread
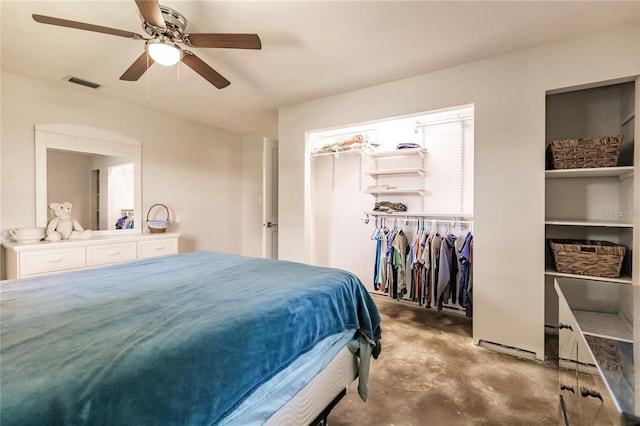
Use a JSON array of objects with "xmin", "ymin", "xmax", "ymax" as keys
[{"xmin": 0, "ymin": 251, "xmax": 381, "ymax": 425}]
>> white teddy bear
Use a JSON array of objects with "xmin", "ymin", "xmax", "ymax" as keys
[{"xmin": 45, "ymin": 202, "xmax": 93, "ymax": 241}]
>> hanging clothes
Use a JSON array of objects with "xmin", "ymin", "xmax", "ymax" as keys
[
  {"xmin": 458, "ymin": 231, "xmax": 474, "ymax": 317},
  {"xmin": 384, "ymin": 226, "xmax": 398, "ymax": 296},
  {"xmin": 115, "ymin": 214, "xmax": 134, "ymax": 230},
  {"xmin": 373, "ymin": 226, "xmax": 382, "ymax": 291},
  {"xmin": 408, "ymin": 224, "xmax": 425, "ymax": 303},
  {"xmin": 373, "ymin": 224, "xmax": 389, "ymax": 291},
  {"xmin": 436, "ymin": 233, "xmax": 458, "ymax": 311},
  {"xmin": 391, "ymin": 229, "xmax": 410, "ymax": 299},
  {"xmin": 428, "ymin": 232, "xmax": 442, "ymax": 308},
  {"xmin": 368, "ymin": 218, "xmax": 473, "ymax": 318},
  {"xmin": 420, "ymin": 229, "xmax": 433, "ymax": 307}
]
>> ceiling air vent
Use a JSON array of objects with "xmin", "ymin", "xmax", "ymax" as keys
[{"xmin": 64, "ymin": 76, "xmax": 102, "ymax": 89}]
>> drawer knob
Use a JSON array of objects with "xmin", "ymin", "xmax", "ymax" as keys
[
  {"xmin": 49, "ymin": 258, "xmax": 63, "ymax": 263},
  {"xmin": 155, "ymin": 246, "xmax": 165, "ymax": 250},
  {"xmin": 560, "ymin": 384, "xmax": 575, "ymax": 393},
  {"xmin": 559, "ymin": 323, "xmax": 573, "ymax": 331},
  {"xmin": 109, "ymin": 251, "xmax": 121, "ymax": 256},
  {"xmin": 580, "ymin": 387, "xmax": 603, "ymax": 402}
]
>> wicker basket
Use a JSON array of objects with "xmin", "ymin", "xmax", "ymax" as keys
[
  {"xmin": 547, "ymin": 135, "xmax": 623, "ymax": 169},
  {"xmin": 549, "ymin": 239, "xmax": 626, "ymax": 278},
  {"xmin": 146, "ymin": 204, "xmax": 170, "ymax": 233}
]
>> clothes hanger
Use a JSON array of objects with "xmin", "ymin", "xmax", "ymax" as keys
[{"xmin": 370, "ymin": 217, "xmax": 380, "ymax": 240}]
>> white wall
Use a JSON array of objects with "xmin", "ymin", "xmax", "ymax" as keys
[
  {"xmin": 1, "ymin": 71, "xmax": 244, "ymax": 270},
  {"xmin": 47, "ymin": 150, "xmax": 92, "ymax": 228},
  {"xmin": 278, "ymin": 24, "xmax": 640, "ymax": 359}
]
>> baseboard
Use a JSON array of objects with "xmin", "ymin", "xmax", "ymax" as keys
[{"xmin": 477, "ymin": 339, "xmax": 539, "ymax": 361}]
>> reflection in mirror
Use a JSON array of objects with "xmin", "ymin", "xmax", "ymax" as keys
[
  {"xmin": 35, "ymin": 124, "xmax": 142, "ymax": 235},
  {"xmin": 47, "ymin": 150, "xmax": 135, "ymax": 231}
]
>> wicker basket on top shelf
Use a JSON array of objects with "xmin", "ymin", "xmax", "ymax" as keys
[
  {"xmin": 549, "ymin": 239, "xmax": 626, "ymax": 278},
  {"xmin": 547, "ymin": 135, "xmax": 622, "ymax": 169}
]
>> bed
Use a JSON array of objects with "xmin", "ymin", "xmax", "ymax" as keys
[{"xmin": 0, "ymin": 251, "xmax": 381, "ymax": 425}]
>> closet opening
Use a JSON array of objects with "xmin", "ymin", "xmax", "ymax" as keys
[{"xmin": 306, "ymin": 104, "xmax": 474, "ymax": 317}]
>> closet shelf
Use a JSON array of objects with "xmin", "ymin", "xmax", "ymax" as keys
[
  {"xmin": 364, "ymin": 168, "xmax": 425, "ymax": 176},
  {"xmin": 365, "ymin": 188, "xmax": 425, "ymax": 196},
  {"xmin": 545, "ymin": 219, "xmax": 634, "ymax": 228},
  {"xmin": 364, "ymin": 211, "xmax": 473, "ymax": 219},
  {"xmin": 310, "ymin": 148, "xmax": 364, "ymax": 159},
  {"xmin": 574, "ymin": 311, "xmax": 633, "ymax": 343},
  {"xmin": 366, "ymin": 148, "xmax": 427, "ymax": 158},
  {"xmin": 545, "ymin": 166, "xmax": 634, "ymax": 179},
  {"xmin": 545, "ymin": 269, "xmax": 632, "ymax": 285}
]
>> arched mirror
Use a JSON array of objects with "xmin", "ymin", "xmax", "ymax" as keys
[{"xmin": 35, "ymin": 124, "xmax": 142, "ymax": 235}]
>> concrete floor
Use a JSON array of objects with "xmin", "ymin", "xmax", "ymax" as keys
[{"xmin": 328, "ymin": 296, "xmax": 559, "ymax": 425}]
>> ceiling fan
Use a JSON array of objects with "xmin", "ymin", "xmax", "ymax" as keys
[{"xmin": 32, "ymin": 0, "xmax": 262, "ymax": 89}]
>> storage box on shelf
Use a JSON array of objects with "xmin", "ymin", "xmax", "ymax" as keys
[
  {"xmin": 546, "ymin": 135, "xmax": 623, "ymax": 170},
  {"xmin": 549, "ymin": 239, "xmax": 626, "ymax": 278}
]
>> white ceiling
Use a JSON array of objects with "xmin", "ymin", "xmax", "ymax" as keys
[{"xmin": 2, "ymin": 1, "xmax": 639, "ymax": 134}]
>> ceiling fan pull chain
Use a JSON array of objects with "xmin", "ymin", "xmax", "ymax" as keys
[{"xmin": 145, "ymin": 51, "xmax": 150, "ymax": 102}]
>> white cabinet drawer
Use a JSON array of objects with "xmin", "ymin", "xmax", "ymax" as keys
[
  {"xmin": 20, "ymin": 247, "xmax": 85, "ymax": 277},
  {"xmin": 87, "ymin": 242, "xmax": 137, "ymax": 267},
  {"xmin": 138, "ymin": 238, "xmax": 178, "ymax": 259}
]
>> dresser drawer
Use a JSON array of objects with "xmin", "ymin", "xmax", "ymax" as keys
[
  {"xmin": 138, "ymin": 238, "xmax": 178, "ymax": 259},
  {"xmin": 20, "ymin": 247, "xmax": 86, "ymax": 277},
  {"xmin": 87, "ymin": 242, "xmax": 137, "ymax": 267}
]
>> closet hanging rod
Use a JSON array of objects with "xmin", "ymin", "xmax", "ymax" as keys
[
  {"xmin": 364, "ymin": 211, "xmax": 473, "ymax": 219},
  {"xmin": 362, "ymin": 216, "xmax": 474, "ymax": 225}
]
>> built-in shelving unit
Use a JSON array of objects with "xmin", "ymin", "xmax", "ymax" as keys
[
  {"xmin": 544, "ymin": 80, "xmax": 636, "ymax": 333},
  {"xmin": 363, "ymin": 148, "xmax": 427, "ymax": 209}
]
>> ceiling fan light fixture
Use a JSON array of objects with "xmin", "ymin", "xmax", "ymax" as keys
[{"xmin": 146, "ymin": 38, "xmax": 182, "ymax": 66}]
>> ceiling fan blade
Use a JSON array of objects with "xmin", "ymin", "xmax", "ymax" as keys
[
  {"xmin": 120, "ymin": 52, "xmax": 154, "ymax": 81},
  {"xmin": 182, "ymin": 52, "xmax": 230, "ymax": 89},
  {"xmin": 184, "ymin": 33, "xmax": 261, "ymax": 50},
  {"xmin": 32, "ymin": 14, "xmax": 143, "ymax": 39},
  {"xmin": 135, "ymin": 0, "xmax": 166, "ymax": 30}
]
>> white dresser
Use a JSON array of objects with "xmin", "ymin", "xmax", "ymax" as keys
[{"xmin": 3, "ymin": 233, "xmax": 180, "ymax": 280}]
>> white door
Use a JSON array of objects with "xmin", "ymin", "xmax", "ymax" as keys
[{"xmin": 262, "ymin": 138, "xmax": 278, "ymax": 259}]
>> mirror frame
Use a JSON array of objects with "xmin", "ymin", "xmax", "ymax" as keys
[{"xmin": 35, "ymin": 124, "xmax": 142, "ymax": 235}]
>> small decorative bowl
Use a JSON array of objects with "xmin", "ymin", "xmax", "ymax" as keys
[{"xmin": 9, "ymin": 227, "xmax": 46, "ymax": 242}]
